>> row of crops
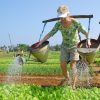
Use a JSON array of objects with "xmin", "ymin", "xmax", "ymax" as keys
[
  {"xmin": 0, "ymin": 51, "xmax": 62, "ymax": 75},
  {"xmin": 0, "ymin": 50, "xmax": 100, "ymax": 75},
  {"xmin": 0, "ymin": 84, "xmax": 100, "ymax": 100}
]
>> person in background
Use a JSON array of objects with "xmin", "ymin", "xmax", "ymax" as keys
[
  {"xmin": 37, "ymin": 5, "xmax": 91, "ymax": 89},
  {"xmin": 16, "ymin": 54, "xmax": 24, "ymax": 66},
  {"xmin": 16, "ymin": 49, "xmax": 25, "ymax": 66}
]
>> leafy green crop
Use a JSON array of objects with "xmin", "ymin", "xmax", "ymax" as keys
[
  {"xmin": 0, "ymin": 51, "xmax": 100, "ymax": 99},
  {"xmin": 0, "ymin": 84, "xmax": 100, "ymax": 100}
]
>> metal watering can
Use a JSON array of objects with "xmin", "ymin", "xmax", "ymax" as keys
[
  {"xmin": 28, "ymin": 23, "xmax": 49, "ymax": 63},
  {"xmin": 29, "ymin": 41, "xmax": 49, "ymax": 63},
  {"xmin": 77, "ymin": 37, "xmax": 100, "ymax": 64}
]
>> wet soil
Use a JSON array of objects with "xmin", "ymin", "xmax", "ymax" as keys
[{"xmin": 0, "ymin": 66, "xmax": 99, "ymax": 87}]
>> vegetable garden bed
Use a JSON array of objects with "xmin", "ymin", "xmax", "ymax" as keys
[{"xmin": 0, "ymin": 51, "xmax": 100, "ymax": 99}]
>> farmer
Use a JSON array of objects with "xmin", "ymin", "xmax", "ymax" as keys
[
  {"xmin": 16, "ymin": 49, "xmax": 25, "ymax": 66},
  {"xmin": 16, "ymin": 54, "xmax": 24, "ymax": 66},
  {"xmin": 37, "ymin": 5, "xmax": 91, "ymax": 89}
]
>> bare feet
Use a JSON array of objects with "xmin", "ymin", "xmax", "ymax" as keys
[
  {"xmin": 72, "ymin": 84, "xmax": 76, "ymax": 90},
  {"xmin": 58, "ymin": 78, "xmax": 70, "ymax": 86}
]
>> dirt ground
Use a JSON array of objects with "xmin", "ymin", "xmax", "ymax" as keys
[{"xmin": 0, "ymin": 66, "xmax": 100, "ymax": 87}]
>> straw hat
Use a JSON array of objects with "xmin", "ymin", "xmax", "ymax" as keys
[{"xmin": 57, "ymin": 5, "xmax": 70, "ymax": 17}]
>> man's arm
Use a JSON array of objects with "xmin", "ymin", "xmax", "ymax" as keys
[
  {"xmin": 38, "ymin": 34, "xmax": 50, "ymax": 46},
  {"xmin": 78, "ymin": 24, "xmax": 91, "ymax": 47},
  {"xmin": 37, "ymin": 22, "xmax": 59, "ymax": 47}
]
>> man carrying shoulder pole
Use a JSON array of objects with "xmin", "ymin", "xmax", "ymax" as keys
[{"xmin": 37, "ymin": 5, "xmax": 91, "ymax": 89}]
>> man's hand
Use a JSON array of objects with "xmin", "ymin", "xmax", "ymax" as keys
[
  {"xmin": 36, "ymin": 41, "xmax": 43, "ymax": 48},
  {"xmin": 86, "ymin": 38, "xmax": 91, "ymax": 48}
]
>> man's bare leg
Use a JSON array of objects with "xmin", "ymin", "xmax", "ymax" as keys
[
  {"xmin": 59, "ymin": 61, "xmax": 70, "ymax": 85},
  {"xmin": 70, "ymin": 60, "xmax": 78, "ymax": 89}
]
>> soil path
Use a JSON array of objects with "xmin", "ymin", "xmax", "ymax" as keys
[
  {"xmin": 0, "ymin": 66, "xmax": 99, "ymax": 87},
  {"xmin": 0, "ymin": 73, "xmax": 100, "ymax": 87}
]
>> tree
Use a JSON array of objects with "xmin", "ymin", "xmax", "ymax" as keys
[{"xmin": 17, "ymin": 44, "xmax": 29, "ymax": 51}]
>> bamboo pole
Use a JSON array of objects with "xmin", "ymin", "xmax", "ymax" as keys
[{"xmin": 42, "ymin": 15, "xmax": 93, "ymax": 23}]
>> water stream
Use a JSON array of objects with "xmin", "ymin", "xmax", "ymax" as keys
[
  {"xmin": 4, "ymin": 56, "xmax": 23, "ymax": 83},
  {"xmin": 76, "ymin": 60, "xmax": 91, "ymax": 87},
  {"xmin": 69, "ymin": 60, "xmax": 91, "ymax": 87}
]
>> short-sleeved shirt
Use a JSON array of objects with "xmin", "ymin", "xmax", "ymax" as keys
[{"xmin": 48, "ymin": 19, "xmax": 87, "ymax": 49}]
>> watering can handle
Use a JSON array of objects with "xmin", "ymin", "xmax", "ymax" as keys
[{"xmin": 39, "ymin": 23, "xmax": 47, "ymax": 42}]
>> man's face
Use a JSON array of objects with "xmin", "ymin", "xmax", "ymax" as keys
[
  {"xmin": 61, "ymin": 17, "xmax": 71, "ymax": 23},
  {"xmin": 61, "ymin": 17, "xmax": 68, "ymax": 23}
]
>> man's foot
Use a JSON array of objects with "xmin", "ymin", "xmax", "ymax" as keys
[
  {"xmin": 72, "ymin": 84, "xmax": 76, "ymax": 90},
  {"xmin": 58, "ymin": 78, "xmax": 70, "ymax": 86}
]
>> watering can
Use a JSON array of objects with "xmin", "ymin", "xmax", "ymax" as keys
[
  {"xmin": 77, "ymin": 37, "xmax": 100, "ymax": 64},
  {"xmin": 29, "ymin": 41, "xmax": 49, "ymax": 63}
]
